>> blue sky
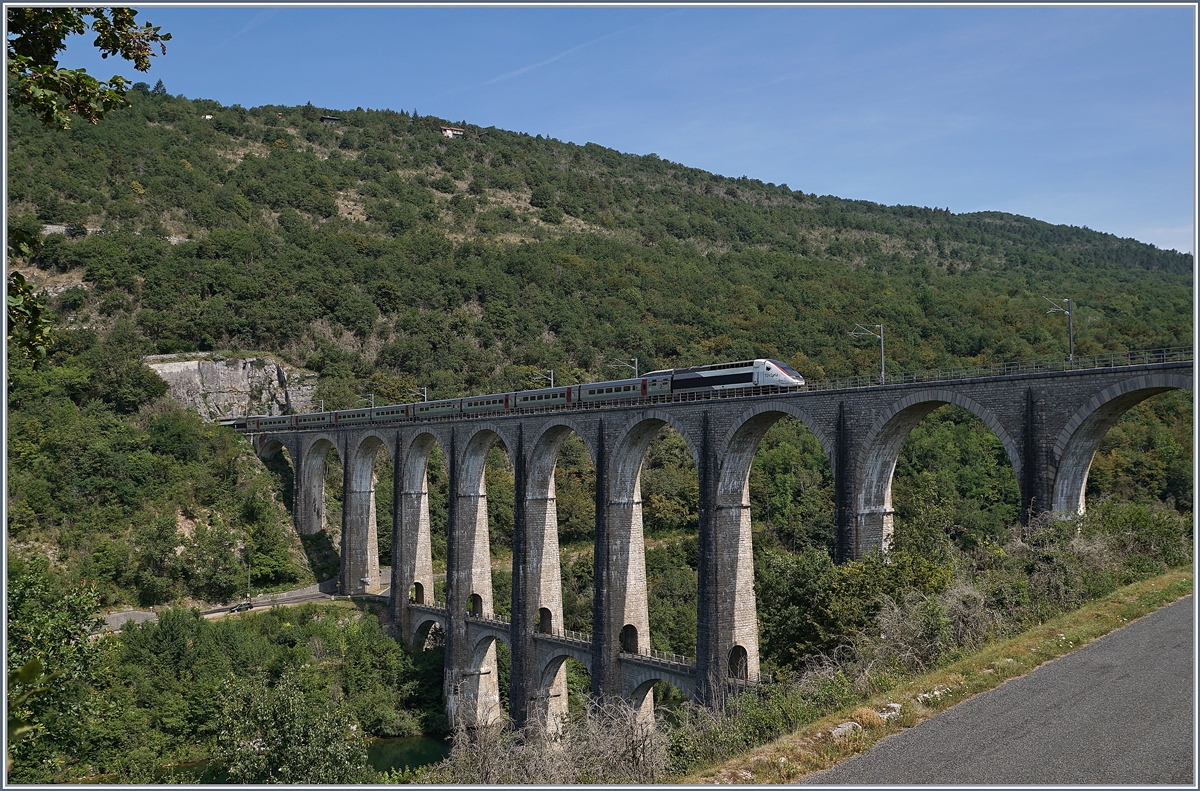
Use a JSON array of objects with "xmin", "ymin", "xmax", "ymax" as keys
[{"xmin": 60, "ymin": 5, "xmax": 1196, "ymax": 253}]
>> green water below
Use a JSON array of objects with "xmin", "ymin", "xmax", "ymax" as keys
[{"xmin": 367, "ymin": 735, "xmax": 452, "ymax": 773}]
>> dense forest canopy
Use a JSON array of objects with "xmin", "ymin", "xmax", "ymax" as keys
[
  {"xmin": 7, "ymin": 89, "xmax": 1191, "ymax": 397},
  {"xmin": 6, "ymin": 88, "xmax": 1193, "ymax": 783}
]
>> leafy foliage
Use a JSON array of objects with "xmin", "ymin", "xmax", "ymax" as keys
[
  {"xmin": 6, "ymin": 271, "xmax": 52, "ymax": 371},
  {"xmin": 6, "ymin": 7, "xmax": 170, "ymax": 129},
  {"xmin": 4, "ymin": 599, "xmax": 443, "ymax": 783},
  {"xmin": 7, "ymin": 324, "xmax": 305, "ymax": 607},
  {"xmin": 215, "ymin": 667, "xmax": 371, "ymax": 784}
]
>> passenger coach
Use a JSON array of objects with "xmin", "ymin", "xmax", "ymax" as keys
[{"xmin": 224, "ymin": 358, "xmax": 804, "ymax": 431}]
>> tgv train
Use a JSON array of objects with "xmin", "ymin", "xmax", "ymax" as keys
[{"xmin": 226, "ymin": 359, "xmax": 804, "ymax": 431}]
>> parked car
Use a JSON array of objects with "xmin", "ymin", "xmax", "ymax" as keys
[{"xmin": 229, "ymin": 601, "xmax": 253, "ymax": 613}]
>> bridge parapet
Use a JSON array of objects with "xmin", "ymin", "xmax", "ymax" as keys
[
  {"xmin": 622, "ymin": 647, "xmax": 695, "ymax": 670},
  {"xmin": 802, "ymin": 345, "xmax": 1193, "ymax": 391},
  {"xmin": 535, "ymin": 627, "xmax": 592, "ymax": 648}
]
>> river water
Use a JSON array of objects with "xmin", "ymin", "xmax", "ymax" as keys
[{"xmin": 367, "ymin": 735, "xmax": 452, "ymax": 772}]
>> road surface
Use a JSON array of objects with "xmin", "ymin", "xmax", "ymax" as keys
[
  {"xmin": 802, "ymin": 594, "xmax": 1194, "ymax": 785},
  {"xmin": 99, "ymin": 575, "xmax": 364, "ymax": 630}
]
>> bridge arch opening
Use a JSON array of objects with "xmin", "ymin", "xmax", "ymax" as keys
[
  {"xmin": 537, "ymin": 607, "xmax": 553, "ymax": 633},
  {"xmin": 620, "ymin": 623, "xmax": 639, "ymax": 653},
  {"xmin": 345, "ymin": 433, "xmax": 394, "ymax": 595},
  {"xmin": 413, "ymin": 618, "xmax": 445, "ymax": 651},
  {"xmin": 453, "ymin": 428, "xmax": 516, "ymax": 625},
  {"xmin": 727, "ymin": 645, "xmax": 748, "ymax": 681},
  {"xmin": 398, "ymin": 433, "xmax": 449, "ymax": 620},
  {"xmin": 857, "ymin": 393, "xmax": 1021, "ymax": 558},
  {"xmin": 1052, "ymin": 376, "xmax": 1192, "ymax": 516},
  {"xmin": 410, "ymin": 582, "xmax": 425, "ymax": 604},
  {"xmin": 526, "ymin": 423, "xmax": 598, "ymax": 648},
  {"xmin": 468, "ymin": 593, "xmax": 483, "ymax": 618},
  {"xmin": 889, "ymin": 404, "xmax": 1022, "ymax": 554},
  {"xmin": 298, "ymin": 437, "xmax": 344, "ymax": 585},
  {"xmin": 533, "ymin": 654, "xmax": 591, "ymax": 730},
  {"xmin": 1083, "ymin": 389, "xmax": 1192, "ymax": 511},
  {"xmin": 707, "ymin": 410, "xmax": 835, "ymax": 685},
  {"xmin": 609, "ymin": 420, "xmax": 702, "ymax": 684},
  {"xmin": 628, "ymin": 678, "xmax": 688, "ymax": 724},
  {"xmin": 257, "ymin": 438, "xmax": 296, "ymax": 521},
  {"xmin": 462, "ymin": 634, "xmax": 511, "ymax": 727}
]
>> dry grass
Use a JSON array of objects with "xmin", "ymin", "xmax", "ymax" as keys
[
  {"xmin": 684, "ymin": 567, "xmax": 1193, "ymax": 784},
  {"xmin": 418, "ymin": 699, "xmax": 668, "ymax": 784},
  {"xmin": 849, "ymin": 706, "xmax": 884, "ymax": 729}
]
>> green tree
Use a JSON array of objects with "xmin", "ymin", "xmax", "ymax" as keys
[
  {"xmin": 6, "ymin": 7, "xmax": 170, "ymax": 129},
  {"xmin": 215, "ymin": 668, "xmax": 372, "ymax": 784},
  {"xmin": 5, "ymin": 556, "xmax": 104, "ymax": 781},
  {"xmin": 6, "ymin": 272, "xmax": 52, "ymax": 372}
]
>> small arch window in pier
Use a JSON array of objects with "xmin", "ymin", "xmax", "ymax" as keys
[{"xmin": 620, "ymin": 624, "xmax": 639, "ymax": 653}]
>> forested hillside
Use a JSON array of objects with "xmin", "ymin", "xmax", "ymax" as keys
[{"xmin": 6, "ymin": 87, "xmax": 1193, "ymax": 782}]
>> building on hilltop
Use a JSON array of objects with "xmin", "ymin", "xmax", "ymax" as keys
[
  {"xmin": 440, "ymin": 125, "xmax": 465, "ymax": 139},
  {"xmin": 320, "ymin": 115, "xmax": 341, "ymax": 124}
]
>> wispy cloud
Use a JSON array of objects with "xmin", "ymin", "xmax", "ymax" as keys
[
  {"xmin": 213, "ymin": 8, "xmax": 281, "ymax": 52},
  {"xmin": 476, "ymin": 11, "xmax": 677, "ymax": 88}
]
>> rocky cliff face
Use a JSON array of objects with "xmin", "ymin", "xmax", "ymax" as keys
[{"xmin": 144, "ymin": 354, "xmax": 318, "ymax": 421}]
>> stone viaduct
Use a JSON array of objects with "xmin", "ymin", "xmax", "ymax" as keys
[{"xmin": 243, "ymin": 350, "xmax": 1191, "ymax": 730}]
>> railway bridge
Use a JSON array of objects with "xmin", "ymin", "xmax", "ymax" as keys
[{"xmin": 240, "ymin": 348, "xmax": 1192, "ymax": 729}]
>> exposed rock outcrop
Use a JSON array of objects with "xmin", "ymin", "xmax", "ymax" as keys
[{"xmin": 144, "ymin": 354, "xmax": 318, "ymax": 422}]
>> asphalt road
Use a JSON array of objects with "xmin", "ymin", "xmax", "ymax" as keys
[
  {"xmin": 802, "ymin": 595, "xmax": 1195, "ymax": 785},
  {"xmin": 100, "ymin": 575, "xmax": 356, "ymax": 630}
]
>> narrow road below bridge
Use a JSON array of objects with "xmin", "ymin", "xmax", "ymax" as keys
[{"xmin": 802, "ymin": 595, "xmax": 1194, "ymax": 785}]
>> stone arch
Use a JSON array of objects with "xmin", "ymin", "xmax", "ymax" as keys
[
  {"xmin": 343, "ymin": 432, "xmax": 394, "ymax": 595},
  {"xmin": 717, "ymin": 401, "xmax": 834, "ymax": 484},
  {"xmin": 411, "ymin": 581, "xmax": 425, "ymax": 604},
  {"xmin": 728, "ymin": 645, "xmax": 748, "ymax": 681},
  {"xmin": 298, "ymin": 434, "xmax": 340, "ymax": 537},
  {"xmin": 540, "ymin": 654, "xmax": 571, "ymax": 687},
  {"xmin": 854, "ymin": 390, "xmax": 1021, "ymax": 557},
  {"xmin": 457, "ymin": 423, "xmax": 519, "ymax": 495},
  {"xmin": 534, "ymin": 652, "xmax": 587, "ymax": 732},
  {"xmin": 453, "ymin": 427, "xmax": 515, "ymax": 621},
  {"xmin": 255, "ymin": 435, "xmax": 288, "ymax": 461},
  {"xmin": 402, "ymin": 432, "xmax": 446, "ymax": 494},
  {"xmin": 628, "ymin": 678, "xmax": 660, "ymax": 722},
  {"xmin": 620, "ymin": 623, "xmax": 640, "ymax": 653},
  {"xmin": 602, "ymin": 413, "xmax": 700, "ymax": 701},
  {"xmin": 395, "ymin": 431, "xmax": 446, "ymax": 629},
  {"xmin": 464, "ymin": 634, "xmax": 510, "ymax": 727},
  {"xmin": 411, "ymin": 616, "xmax": 445, "ymax": 649},
  {"xmin": 609, "ymin": 411, "xmax": 700, "ymax": 496},
  {"xmin": 539, "ymin": 648, "xmax": 592, "ymax": 682},
  {"xmin": 627, "ymin": 676, "xmax": 691, "ymax": 722},
  {"xmin": 523, "ymin": 420, "xmax": 598, "ymax": 698},
  {"xmin": 528, "ymin": 417, "xmax": 599, "ymax": 475},
  {"xmin": 705, "ymin": 405, "xmax": 831, "ymax": 688},
  {"xmin": 1051, "ymin": 373, "xmax": 1193, "ymax": 516}
]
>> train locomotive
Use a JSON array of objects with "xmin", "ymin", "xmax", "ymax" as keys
[{"xmin": 226, "ymin": 359, "xmax": 804, "ymax": 431}]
